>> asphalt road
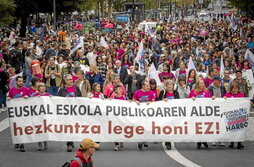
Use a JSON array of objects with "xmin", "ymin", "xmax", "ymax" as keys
[{"xmin": 0, "ymin": 110, "xmax": 254, "ymax": 167}]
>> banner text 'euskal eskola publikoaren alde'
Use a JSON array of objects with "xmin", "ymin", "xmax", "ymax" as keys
[{"xmin": 7, "ymin": 96, "xmax": 251, "ymax": 144}]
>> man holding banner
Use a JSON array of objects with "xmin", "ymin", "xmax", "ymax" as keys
[
  {"xmin": 7, "ymin": 76, "xmax": 30, "ymax": 152},
  {"xmin": 58, "ymin": 74, "xmax": 82, "ymax": 152}
]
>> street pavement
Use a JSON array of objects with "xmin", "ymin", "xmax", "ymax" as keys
[{"xmin": 0, "ymin": 110, "xmax": 254, "ymax": 167}]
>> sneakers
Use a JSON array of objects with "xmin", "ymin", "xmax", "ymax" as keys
[
  {"xmin": 113, "ymin": 146, "xmax": 119, "ymax": 151},
  {"xmin": 44, "ymin": 142, "xmax": 48, "ymax": 149},
  {"xmin": 165, "ymin": 142, "xmax": 171, "ymax": 150},
  {"xmin": 0, "ymin": 108, "xmax": 5, "ymax": 113},
  {"xmin": 197, "ymin": 142, "xmax": 208, "ymax": 149},
  {"xmin": 197, "ymin": 142, "xmax": 201, "ymax": 149},
  {"xmin": 237, "ymin": 143, "xmax": 244, "ymax": 150},
  {"xmin": 203, "ymin": 142, "xmax": 209, "ymax": 149},
  {"xmin": 138, "ymin": 143, "xmax": 143, "ymax": 151},
  {"xmin": 19, "ymin": 144, "xmax": 25, "ymax": 152},
  {"xmin": 15, "ymin": 144, "xmax": 20, "ymax": 149},
  {"xmin": 38, "ymin": 142, "xmax": 43, "ymax": 151},
  {"xmin": 219, "ymin": 142, "xmax": 225, "ymax": 147},
  {"xmin": 229, "ymin": 142, "xmax": 234, "ymax": 148},
  {"xmin": 212, "ymin": 142, "xmax": 217, "ymax": 146},
  {"xmin": 67, "ymin": 145, "xmax": 72, "ymax": 152}
]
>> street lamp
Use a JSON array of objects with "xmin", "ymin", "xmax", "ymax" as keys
[
  {"xmin": 53, "ymin": 0, "xmax": 56, "ymax": 31},
  {"xmin": 132, "ymin": 0, "xmax": 135, "ymax": 22},
  {"xmin": 97, "ymin": 0, "xmax": 100, "ymax": 21}
]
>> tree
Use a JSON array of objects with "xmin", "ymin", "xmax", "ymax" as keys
[
  {"xmin": 228, "ymin": 0, "xmax": 254, "ymax": 17},
  {"xmin": 0, "ymin": 0, "xmax": 16, "ymax": 27}
]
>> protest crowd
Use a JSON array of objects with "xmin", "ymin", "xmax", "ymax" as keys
[{"xmin": 0, "ymin": 14, "xmax": 254, "ymax": 153}]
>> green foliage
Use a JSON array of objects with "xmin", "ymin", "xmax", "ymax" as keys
[
  {"xmin": 227, "ymin": 0, "xmax": 254, "ymax": 16},
  {"xmin": 0, "ymin": 0, "xmax": 16, "ymax": 26},
  {"xmin": 77, "ymin": 0, "xmax": 97, "ymax": 12}
]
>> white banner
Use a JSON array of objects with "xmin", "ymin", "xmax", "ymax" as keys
[{"xmin": 7, "ymin": 97, "xmax": 251, "ymax": 144}]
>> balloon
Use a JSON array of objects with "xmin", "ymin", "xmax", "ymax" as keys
[{"xmin": 200, "ymin": 30, "xmax": 207, "ymax": 37}]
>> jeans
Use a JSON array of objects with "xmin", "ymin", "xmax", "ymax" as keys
[
  {"xmin": 25, "ymin": 69, "xmax": 32, "ymax": 88},
  {"xmin": 46, "ymin": 86, "xmax": 59, "ymax": 96},
  {"xmin": 0, "ymin": 90, "xmax": 7, "ymax": 108}
]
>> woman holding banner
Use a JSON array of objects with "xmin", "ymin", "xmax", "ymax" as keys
[
  {"xmin": 158, "ymin": 80, "xmax": 180, "ymax": 150},
  {"xmin": 58, "ymin": 74, "xmax": 82, "ymax": 152},
  {"xmin": 31, "ymin": 83, "xmax": 51, "ymax": 150},
  {"xmin": 224, "ymin": 82, "xmax": 245, "ymax": 150},
  {"xmin": 133, "ymin": 80, "xmax": 155, "ymax": 150},
  {"xmin": 188, "ymin": 79, "xmax": 212, "ymax": 149}
]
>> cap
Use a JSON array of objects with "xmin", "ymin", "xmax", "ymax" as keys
[
  {"xmin": 80, "ymin": 138, "xmax": 99, "ymax": 150},
  {"xmin": 214, "ymin": 75, "xmax": 222, "ymax": 81}
]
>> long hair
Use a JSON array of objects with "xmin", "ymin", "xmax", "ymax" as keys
[
  {"xmin": 163, "ymin": 62, "xmax": 171, "ymax": 73},
  {"xmin": 90, "ymin": 64, "xmax": 99, "ymax": 74},
  {"xmin": 194, "ymin": 79, "xmax": 207, "ymax": 94},
  {"xmin": 187, "ymin": 69, "xmax": 197, "ymax": 80},
  {"xmin": 229, "ymin": 82, "xmax": 240, "ymax": 94}
]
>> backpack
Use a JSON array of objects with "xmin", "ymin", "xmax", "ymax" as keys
[
  {"xmin": 62, "ymin": 157, "xmax": 82, "ymax": 167},
  {"xmin": 62, "ymin": 157, "xmax": 93, "ymax": 167}
]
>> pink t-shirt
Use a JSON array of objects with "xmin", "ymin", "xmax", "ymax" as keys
[
  {"xmin": 165, "ymin": 92, "xmax": 175, "ymax": 99},
  {"xmin": 224, "ymin": 92, "xmax": 244, "ymax": 98},
  {"xmin": 72, "ymin": 75, "xmax": 79, "ymax": 83},
  {"xmin": 8, "ymin": 87, "xmax": 30, "ymax": 98},
  {"xmin": 159, "ymin": 72, "xmax": 175, "ymax": 81},
  {"xmin": 104, "ymin": 83, "xmax": 126, "ymax": 98},
  {"xmin": 179, "ymin": 69, "xmax": 186, "ymax": 77},
  {"xmin": 203, "ymin": 78, "xmax": 214, "ymax": 87},
  {"xmin": 90, "ymin": 92, "xmax": 103, "ymax": 98},
  {"xmin": 188, "ymin": 89, "xmax": 212, "ymax": 98},
  {"xmin": 133, "ymin": 89, "xmax": 155, "ymax": 102},
  {"xmin": 188, "ymin": 79, "xmax": 195, "ymax": 83},
  {"xmin": 29, "ymin": 87, "xmax": 37, "ymax": 97},
  {"xmin": 33, "ymin": 92, "xmax": 51, "ymax": 97},
  {"xmin": 150, "ymin": 89, "xmax": 159, "ymax": 99},
  {"xmin": 66, "ymin": 86, "xmax": 76, "ymax": 97},
  {"xmin": 111, "ymin": 94, "xmax": 127, "ymax": 100}
]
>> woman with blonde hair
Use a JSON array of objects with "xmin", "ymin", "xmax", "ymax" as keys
[
  {"xmin": 74, "ymin": 70, "xmax": 91, "ymax": 97},
  {"xmin": 103, "ymin": 70, "xmax": 115, "ymax": 90},
  {"xmin": 188, "ymin": 79, "xmax": 212, "ymax": 149},
  {"xmin": 188, "ymin": 79, "xmax": 211, "ymax": 99},
  {"xmin": 85, "ymin": 64, "xmax": 104, "ymax": 88}
]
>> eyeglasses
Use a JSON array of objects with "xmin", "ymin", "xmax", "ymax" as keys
[{"xmin": 66, "ymin": 79, "xmax": 73, "ymax": 81}]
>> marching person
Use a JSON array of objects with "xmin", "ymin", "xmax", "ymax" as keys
[
  {"xmin": 58, "ymin": 74, "xmax": 82, "ymax": 152},
  {"xmin": 133, "ymin": 80, "xmax": 155, "ymax": 150},
  {"xmin": 88, "ymin": 83, "xmax": 104, "ymax": 99},
  {"xmin": 7, "ymin": 76, "xmax": 30, "ymax": 152},
  {"xmin": 158, "ymin": 80, "xmax": 180, "ymax": 149},
  {"xmin": 224, "ymin": 82, "xmax": 245, "ymax": 150},
  {"xmin": 124, "ymin": 66, "xmax": 143, "ymax": 99},
  {"xmin": 45, "ymin": 57, "xmax": 62, "ymax": 96},
  {"xmin": 0, "ymin": 60, "xmax": 9, "ymax": 113},
  {"xmin": 188, "ymin": 79, "xmax": 212, "ymax": 149},
  {"xmin": 74, "ymin": 69, "xmax": 91, "ymax": 97},
  {"xmin": 208, "ymin": 76, "xmax": 227, "ymax": 147},
  {"xmin": 229, "ymin": 70, "xmax": 249, "ymax": 97},
  {"xmin": 104, "ymin": 73, "xmax": 126, "ymax": 98},
  {"xmin": 69, "ymin": 138, "xmax": 99, "ymax": 167},
  {"xmin": 31, "ymin": 83, "xmax": 51, "ymax": 150}
]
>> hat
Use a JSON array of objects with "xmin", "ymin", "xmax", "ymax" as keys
[
  {"xmin": 214, "ymin": 76, "xmax": 222, "ymax": 81},
  {"xmin": 80, "ymin": 138, "xmax": 99, "ymax": 150}
]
